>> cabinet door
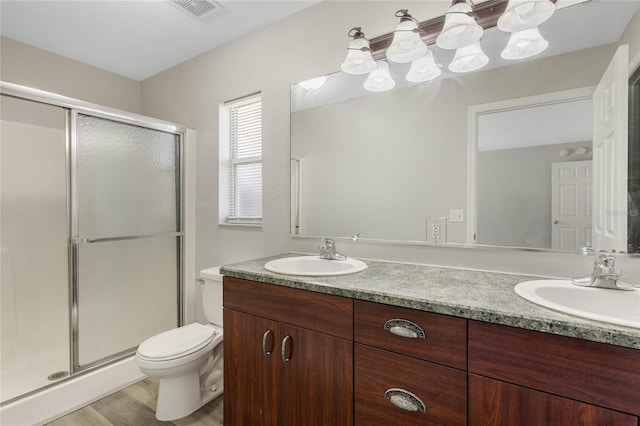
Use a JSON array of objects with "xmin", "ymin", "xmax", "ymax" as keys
[
  {"xmin": 278, "ymin": 323, "xmax": 353, "ymax": 426},
  {"xmin": 224, "ymin": 309, "xmax": 279, "ymax": 426},
  {"xmin": 469, "ymin": 374, "xmax": 637, "ymax": 426}
]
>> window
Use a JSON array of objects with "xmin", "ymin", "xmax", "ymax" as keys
[{"xmin": 219, "ymin": 93, "xmax": 262, "ymax": 225}]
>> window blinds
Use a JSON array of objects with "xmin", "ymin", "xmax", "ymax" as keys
[{"xmin": 227, "ymin": 94, "xmax": 262, "ymax": 223}]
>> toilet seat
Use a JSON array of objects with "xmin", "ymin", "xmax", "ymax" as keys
[{"xmin": 137, "ymin": 323, "xmax": 218, "ymax": 362}]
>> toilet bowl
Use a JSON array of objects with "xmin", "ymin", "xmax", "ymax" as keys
[{"xmin": 135, "ymin": 267, "xmax": 224, "ymax": 421}]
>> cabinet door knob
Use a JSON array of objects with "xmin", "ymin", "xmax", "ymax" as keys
[
  {"xmin": 383, "ymin": 319, "xmax": 426, "ymax": 339},
  {"xmin": 384, "ymin": 388, "xmax": 426, "ymax": 413},
  {"xmin": 262, "ymin": 329, "xmax": 273, "ymax": 356},
  {"xmin": 281, "ymin": 335, "xmax": 292, "ymax": 363}
]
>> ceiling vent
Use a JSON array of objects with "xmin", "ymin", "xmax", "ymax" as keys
[{"xmin": 169, "ymin": 0, "xmax": 221, "ymax": 19}]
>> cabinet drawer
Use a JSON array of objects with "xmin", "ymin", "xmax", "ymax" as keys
[
  {"xmin": 354, "ymin": 300, "xmax": 467, "ymax": 369},
  {"xmin": 223, "ymin": 277, "xmax": 353, "ymax": 340},
  {"xmin": 469, "ymin": 320, "xmax": 640, "ymax": 416},
  {"xmin": 355, "ymin": 344, "xmax": 466, "ymax": 426}
]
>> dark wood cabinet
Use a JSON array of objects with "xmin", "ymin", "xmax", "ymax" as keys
[
  {"xmin": 469, "ymin": 374, "xmax": 637, "ymax": 426},
  {"xmin": 468, "ymin": 320, "xmax": 640, "ymax": 425},
  {"xmin": 223, "ymin": 277, "xmax": 353, "ymax": 426},
  {"xmin": 223, "ymin": 276, "xmax": 640, "ymax": 425}
]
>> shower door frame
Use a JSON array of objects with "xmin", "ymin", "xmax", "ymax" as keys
[{"xmin": 1, "ymin": 81, "xmax": 188, "ymax": 381}]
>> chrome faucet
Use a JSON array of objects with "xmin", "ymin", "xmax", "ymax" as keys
[
  {"xmin": 572, "ymin": 254, "xmax": 634, "ymax": 291},
  {"xmin": 319, "ymin": 238, "xmax": 346, "ymax": 260}
]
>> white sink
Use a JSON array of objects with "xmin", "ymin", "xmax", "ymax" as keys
[
  {"xmin": 515, "ymin": 280, "xmax": 640, "ymax": 329},
  {"xmin": 264, "ymin": 256, "xmax": 367, "ymax": 276}
]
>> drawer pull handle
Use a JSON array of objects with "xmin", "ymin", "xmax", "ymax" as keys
[
  {"xmin": 384, "ymin": 388, "xmax": 426, "ymax": 413},
  {"xmin": 384, "ymin": 319, "xmax": 425, "ymax": 339},
  {"xmin": 281, "ymin": 335, "xmax": 292, "ymax": 363},
  {"xmin": 262, "ymin": 330, "xmax": 273, "ymax": 356}
]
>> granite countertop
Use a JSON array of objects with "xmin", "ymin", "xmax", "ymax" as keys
[{"xmin": 220, "ymin": 254, "xmax": 640, "ymax": 350}]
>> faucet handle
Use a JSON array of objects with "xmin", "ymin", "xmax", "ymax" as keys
[
  {"xmin": 595, "ymin": 253, "xmax": 614, "ymax": 266},
  {"xmin": 320, "ymin": 238, "xmax": 334, "ymax": 248},
  {"xmin": 594, "ymin": 253, "xmax": 617, "ymax": 274}
]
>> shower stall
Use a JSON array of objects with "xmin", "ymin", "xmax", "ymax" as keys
[{"xmin": 0, "ymin": 82, "xmax": 193, "ymax": 422}]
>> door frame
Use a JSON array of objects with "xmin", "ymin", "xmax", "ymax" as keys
[{"xmin": 467, "ymin": 86, "xmax": 596, "ymax": 245}]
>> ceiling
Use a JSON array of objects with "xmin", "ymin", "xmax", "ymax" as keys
[{"xmin": 0, "ymin": 0, "xmax": 319, "ymax": 81}]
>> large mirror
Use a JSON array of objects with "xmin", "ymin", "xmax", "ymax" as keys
[{"xmin": 290, "ymin": 0, "xmax": 640, "ymax": 253}]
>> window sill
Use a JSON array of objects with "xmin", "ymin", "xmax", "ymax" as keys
[{"xmin": 219, "ymin": 222, "xmax": 262, "ymax": 229}]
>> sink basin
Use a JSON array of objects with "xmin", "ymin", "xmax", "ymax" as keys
[
  {"xmin": 264, "ymin": 256, "xmax": 367, "ymax": 276},
  {"xmin": 515, "ymin": 280, "xmax": 640, "ymax": 329}
]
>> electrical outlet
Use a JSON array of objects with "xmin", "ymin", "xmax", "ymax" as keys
[
  {"xmin": 449, "ymin": 209, "xmax": 464, "ymax": 223},
  {"xmin": 426, "ymin": 217, "xmax": 447, "ymax": 243}
]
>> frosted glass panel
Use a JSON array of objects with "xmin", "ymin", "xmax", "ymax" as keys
[
  {"xmin": 1, "ymin": 96, "xmax": 70, "ymax": 402},
  {"xmin": 77, "ymin": 237, "xmax": 178, "ymax": 366},
  {"xmin": 76, "ymin": 114, "xmax": 178, "ymax": 238}
]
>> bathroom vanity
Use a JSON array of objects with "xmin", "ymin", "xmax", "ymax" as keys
[{"xmin": 221, "ymin": 255, "xmax": 640, "ymax": 426}]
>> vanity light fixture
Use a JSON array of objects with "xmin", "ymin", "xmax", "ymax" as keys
[
  {"xmin": 342, "ymin": 0, "xmax": 557, "ymax": 91},
  {"xmin": 501, "ymin": 26, "xmax": 549, "ymax": 60},
  {"xmin": 363, "ymin": 61, "xmax": 396, "ymax": 92},
  {"xmin": 340, "ymin": 27, "xmax": 377, "ymax": 75},
  {"xmin": 386, "ymin": 9, "xmax": 429, "ymax": 63},
  {"xmin": 436, "ymin": 0, "xmax": 484, "ymax": 50}
]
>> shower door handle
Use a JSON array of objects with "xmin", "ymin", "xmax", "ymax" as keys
[{"xmin": 71, "ymin": 232, "xmax": 182, "ymax": 244}]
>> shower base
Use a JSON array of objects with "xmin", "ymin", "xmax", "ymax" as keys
[{"xmin": 0, "ymin": 356, "xmax": 145, "ymax": 425}]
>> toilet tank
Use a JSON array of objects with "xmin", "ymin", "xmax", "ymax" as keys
[{"xmin": 200, "ymin": 266, "xmax": 223, "ymax": 326}]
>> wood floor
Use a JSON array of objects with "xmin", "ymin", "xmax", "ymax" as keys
[{"xmin": 46, "ymin": 379, "xmax": 223, "ymax": 426}]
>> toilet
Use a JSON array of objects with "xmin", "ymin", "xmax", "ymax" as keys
[{"xmin": 135, "ymin": 267, "xmax": 224, "ymax": 421}]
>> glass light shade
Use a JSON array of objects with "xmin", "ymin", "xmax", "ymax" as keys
[
  {"xmin": 386, "ymin": 20, "xmax": 429, "ymax": 63},
  {"xmin": 363, "ymin": 61, "xmax": 396, "ymax": 92},
  {"xmin": 340, "ymin": 38, "xmax": 377, "ymax": 75},
  {"xmin": 299, "ymin": 76, "xmax": 327, "ymax": 90},
  {"xmin": 436, "ymin": 2, "xmax": 483, "ymax": 50},
  {"xmin": 501, "ymin": 27, "xmax": 549, "ymax": 60},
  {"xmin": 448, "ymin": 41, "xmax": 489, "ymax": 73},
  {"xmin": 497, "ymin": 0, "xmax": 555, "ymax": 32},
  {"xmin": 406, "ymin": 51, "xmax": 441, "ymax": 82}
]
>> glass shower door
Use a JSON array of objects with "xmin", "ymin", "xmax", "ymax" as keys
[{"xmin": 72, "ymin": 113, "xmax": 182, "ymax": 369}]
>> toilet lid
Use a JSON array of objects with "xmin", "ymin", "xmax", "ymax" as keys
[{"xmin": 137, "ymin": 323, "xmax": 217, "ymax": 361}]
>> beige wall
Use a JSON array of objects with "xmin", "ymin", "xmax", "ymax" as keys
[
  {"xmin": 620, "ymin": 5, "xmax": 640, "ymax": 70},
  {"xmin": 140, "ymin": 1, "xmax": 640, "ymax": 280},
  {"xmin": 1, "ymin": 37, "xmax": 140, "ymax": 113},
  {"xmin": 478, "ymin": 141, "xmax": 592, "ymax": 249}
]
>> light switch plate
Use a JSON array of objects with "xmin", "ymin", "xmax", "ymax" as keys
[
  {"xmin": 449, "ymin": 209, "xmax": 464, "ymax": 223},
  {"xmin": 426, "ymin": 217, "xmax": 447, "ymax": 243}
]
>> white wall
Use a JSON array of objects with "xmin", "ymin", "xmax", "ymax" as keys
[{"xmin": 140, "ymin": 1, "xmax": 639, "ymax": 286}]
